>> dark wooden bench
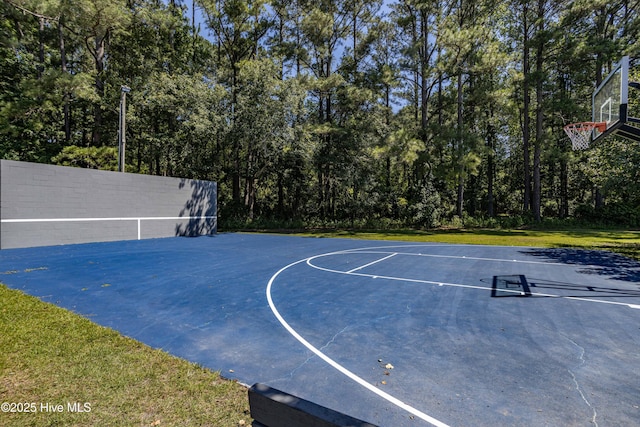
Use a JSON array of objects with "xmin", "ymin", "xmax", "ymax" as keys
[{"xmin": 248, "ymin": 383, "xmax": 379, "ymax": 427}]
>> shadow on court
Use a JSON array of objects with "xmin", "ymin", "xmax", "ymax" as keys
[
  {"xmin": 490, "ymin": 275, "xmax": 532, "ymax": 297},
  {"xmin": 521, "ymin": 247, "xmax": 640, "ymax": 283},
  {"xmin": 489, "ymin": 274, "xmax": 640, "ymax": 298}
]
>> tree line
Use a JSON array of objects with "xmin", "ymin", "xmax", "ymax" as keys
[{"xmin": 1, "ymin": 0, "xmax": 639, "ymax": 227}]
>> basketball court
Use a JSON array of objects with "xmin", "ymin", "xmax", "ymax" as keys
[
  {"xmin": 1, "ymin": 56, "xmax": 640, "ymax": 426},
  {"xmin": 1, "ymin": 233, "xmax": 639, "ymax": 426}
]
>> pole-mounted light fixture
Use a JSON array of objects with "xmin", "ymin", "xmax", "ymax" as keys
[{"xmin": 118, "ymin": 85, "xmax": 131, "ymax": 172}]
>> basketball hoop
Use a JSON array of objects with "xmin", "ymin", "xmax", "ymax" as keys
[{"xmin": 563, "ymin": 122, "xmax": 607, "ymax": 151}]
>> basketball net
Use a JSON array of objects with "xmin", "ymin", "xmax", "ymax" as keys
[{"xmin": 563, "ymin": 122, "xmax": 606, "ymax": 151}]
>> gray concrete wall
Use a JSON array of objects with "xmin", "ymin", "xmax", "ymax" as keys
[{"xmin": 0, "ymin": 160, "xmax": 217, "ymax": 249}]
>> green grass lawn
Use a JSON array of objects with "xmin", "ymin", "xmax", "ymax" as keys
[
  {"xmin": 2, "ymin": 228, "xmax": 639, "ymax": 427},
  {"xmin": 294, "ymin": 228, "xmax": 640, "ymax": 260},
  {"xmin": 0, "ymin": 285, "xmax": 251, "ymax": 427}
]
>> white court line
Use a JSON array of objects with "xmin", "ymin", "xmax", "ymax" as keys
[
  {"xmin": 336, "ymin": 243, "xmax": 626, "ymax": 271},
  {"xmin": 306, "ymin": 250, "xmax": 640, "ymax": 310},
  {"xmin": 267, "ymin": 244, "xmax": 638, "ymax": 427},
  {"xmin": 267, "ymin": 253, "xmax": 451, "ymax": 427},
  {"xmin": 346, "ymin": 253, "xmax": 397, "ymax": 273},
  {"xmin": 339, "ymin": 249, "xmax": 598, "ymax": 268}
]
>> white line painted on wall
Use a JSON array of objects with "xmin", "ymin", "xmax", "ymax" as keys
[{"xmin": 1, "ymin": 216, "xmax": 217, "ymax": 240}]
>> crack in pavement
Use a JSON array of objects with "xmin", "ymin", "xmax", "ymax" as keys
[
  {"xmin": 562, "ymin": 333, "xmax": 598, "ymax": 427},
  {"xmin": 267, "ymin": 325, "xmax": 351, "ymax": 384}
]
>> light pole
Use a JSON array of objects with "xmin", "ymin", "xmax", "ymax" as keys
[{"xmin": 118, "ymin": 85, "xmax": 131, "ymax": 172}]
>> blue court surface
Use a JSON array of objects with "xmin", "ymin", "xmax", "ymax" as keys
[{"xmin": 1, "ymin": 233, "xmax": 639, "ymax": 426}]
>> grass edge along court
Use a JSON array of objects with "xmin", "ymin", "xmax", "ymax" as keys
[
  {"xmin": 294, "ymin": 228, "xmax": 640, "ymax": 260},
  {"xmin": 1, "ymin": 228, "xmax": 640, "ymax": 426},
  {"xmin": 0, "ymin": 284, "xmax": 251, "ymax": 427}
]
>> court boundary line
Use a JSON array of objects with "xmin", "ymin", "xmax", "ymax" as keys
[
  {"xmin": 347, "ymin": 252, "xmax": 397, "ymax": 273},
  {"xmin": 267, "ymin": 244, "xmax": 640, "ymax": 427},
  {"xmin": 335, "ymin": 245, "xmax": 606, "ymax": 268},
  {"xmin": 266, "ymin": 250, "xmax": 451, "ymax": 427},
  {"xmin": 307, "ymin": 249, "xmax": 640, "ymax": 309}
]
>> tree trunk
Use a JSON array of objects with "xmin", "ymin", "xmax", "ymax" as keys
[
  {"xmin": 486, "ymin": 107, "xmax": 496, "ymax": 217},
  {"xmin": 318, "ymin": 168, "xmax": 325, "ymax": 218},
  {"xmin": 522, "ymin": 3, "xmax": 531, "ymax": 213},
  {"xmin": 533, "ymin": 0, "xmax": 544, "ymax": 222},
  {"xmin": 38, "ymin": 17, "xmax": 45, "ymax": 79},
  {"xmin": 91, "ymin": 34, "xmax": 107, "ymax": 146},
  {"xmin": 533, "ymin": 138, "xmax": 541, "ymax": 220},
  {"xmin": 277, "ymin": 171, "xmax": 284, "ymax": 217},
  {"xmin": 232, "ymin": 63, "xmax": 241, "ymax": 203},
  {"xmin": 420, "ymin": 9, "xmax": 429, "ymax": 142},
  {"xmin": 245, "ymin": 143, "xmax": 254, "ymax": 217},
  {"xmin": 560, "ymin": 156, "xmax": 568, "ymax": 218},
  {"xmin": 353, "ymin": 9, "xmax": 357, "ymax": 70},
  {"xmin": 456, "ymin": 71, "xmax": 464, "ymax": 217},
  {"xmin": 58, "ymin": 19, "xmax": 71, "ymax": 142},
  {"xmin": 595, "ymin": 188, "xmax": 604, "ymax": 209}
]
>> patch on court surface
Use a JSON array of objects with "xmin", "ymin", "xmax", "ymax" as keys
[{"xmin": 1, "ymin": 234, "xmax": 639, "ymax": 426}]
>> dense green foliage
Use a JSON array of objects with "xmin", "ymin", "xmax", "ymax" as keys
[{"xmin": 1, "ymin": 0, "xmax": 639, "ymax": 226}]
